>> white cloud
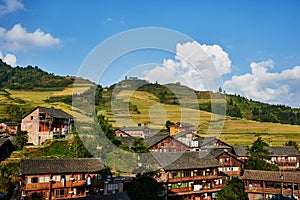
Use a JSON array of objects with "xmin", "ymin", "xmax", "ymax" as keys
[
  {"xmin": 0, "ymin": 24, "xmax": 60, "ymax": 51},
  {"xmin": 143, "ymin": 41, "xmax": 232, "ymax": 90},
  {"xmin": 0, "ymin": 0, "xmax": 23, "ymax": 16},
  {"xmin": 0, "ymin": 52, "xmax": 17, "ymax": 67},
  {"xmin": 224, "ymin": 60, "xmax": 300, "ymax": 107}
]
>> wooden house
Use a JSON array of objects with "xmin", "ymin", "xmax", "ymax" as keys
[
  {"xmin": 173, "ymin": 130, "xmax": 199, "ymax": 148},
  {"xmin": 232, "ymin": 146, "xmax": 300, "ymax": 171},
  {"xmin": 170, "ymin": 122, "xmax": 195, "ymax": 136},
  {"xmin": 158, "ymin": 151, "xmax": 227, "ymax": 200},
  {"xmin": 19, "ymin": 158, "xmax": 111, "ymax": 200},
  {"xmin": 144, "ymin": 132, "xmax": 188, "ymax": 152},
  {"xmin": 21, "ymin": 107, "xmax": 73, "ymax": 145},
  {"xmin": 241, "ymin": 169, "xmax": 300, "ymax": 200},
  {"xmin": 208, "ymin": 148, "xmax": 244, "ymax": 177},
  {"xmin": 114, "ymin": 126, "xmax": 149, "ymax": 138}
]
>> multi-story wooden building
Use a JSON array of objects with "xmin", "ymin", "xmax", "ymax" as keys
[
  {"xmin": 158, "ymin": 152, "xmax": 227, "ymax": 200},
  {"xmin": 241, "ymin": 169, "xmax": 300, "ymax": 200},
  {"xmin": 208, "ymin": 149, "xmax": 244, "ymax": 177},
  {"xmin": 145, "ymin": 132, "xmax": 188, "ymax": 152},
  {"xmin": 21, "ymin": 107, "xmax": 73, "ymax": 145},
  {"xmin": 170, "ymin": 122, "xmax": 195, "ymax": 136},
  {"xmin": 232, "ymin": 146, "xmax": 300, "ymax": 171},
  {"xmin": 19, "ymin": 158, "xmax": 111, "ymax": 200}
]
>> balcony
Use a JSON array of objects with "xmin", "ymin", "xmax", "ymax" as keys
[
  {"xmin": 25, "ymin": 182, "xmax": 50, "ymax": 190},
  {"xmin": 168, "ymin": 175, "xmax": 219, "ymax": 183},
  {"xmin": 168, "ymin": 184, "xmax": 225, "ymax": 196},
  {"xmin": 245, "ymin": 186, "xmax": 300, "ymax": 197}
]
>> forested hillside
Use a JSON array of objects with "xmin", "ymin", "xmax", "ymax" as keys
[{"xmin": 0, "ymin": 59, "xmax": 74, "ymax": 90}]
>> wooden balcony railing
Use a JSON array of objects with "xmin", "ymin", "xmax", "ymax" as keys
[
  {"xmin": 25, "ymin": 182, "xmax": 50, "ymax": 190},
  {"xmin": 25, "ymin": 180, "xmax": 103, "ymax": 191},
  {"xmin": 245, "ymin": 186, "xmax": 300, "ymax": 196},
  {"xmin": 168, "ymin": 184, "xmax": 225, "ymax": 196},
  {"xmin": 168, "ymin": 175, "xmax": 219, "ymax": 183}
]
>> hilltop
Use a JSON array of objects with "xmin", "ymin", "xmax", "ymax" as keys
[{"xmin": 1, "ymin": 60, "xmax": 300, "ymax": 145}]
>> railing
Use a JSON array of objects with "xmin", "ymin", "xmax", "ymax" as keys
[
  {"xmin": 168, "ymin": 184, "xmax": 225, "ymax": 196},
  {"xmin": 245, "ymin": 186, "xmax": 300, "ymax": 196},
  {"xmin": 25, "ymin": 182, "xmax": 50, "ymax": 190},
  {"xmin": 168, "ymin": 175, "xmax": 219, "ymax": 183},
  {"xmin": 52, "ymin": 180, "xmax": 87, "ymax": 188}
]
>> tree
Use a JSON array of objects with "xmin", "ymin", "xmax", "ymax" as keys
[
  {"xmin": 16, "ymin": 129, "xmax": 28, "ymax": 149},
  {"xmin": 165, "ymin": 120, "xmax": 175, "ymax": 132},
  {"xmin": 131, "ymin": 138, "xmax": 148, "ymax": 153},
  {"xmin": 246, "ymin": 137, "xmax": 279, "ymax": 171},
  {"xmin": 216, "ymin": 177, "xmax": 248, "ymax": 200},
  {"xmin": 285, "ymin": 140, "xmax": 299, "ymax": 152}
]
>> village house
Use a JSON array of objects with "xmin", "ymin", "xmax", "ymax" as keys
[
  {"xmin": 0, "ymin": 138, "xmax": 15, "ymax": 161},
  {"xmin": 169, "ymin": 122, "xmax": 196, "ymax": 136},
  {"xmin": 232, "ymin": 146, "xmax": 300, "ymax": 171},
  {"xmin": 19, "ymin": 158, "xmax": 123, "ymax": 200},
  {"xmin": 241, "ymin": 169, "xmax": 300, "ymax": 200},
  {"xmin": 114, "ymin": 126, "xmax": 150, "ymax": 138},
  {"xmin": 144, "ymin": 132, "xmax": 188, "ymax": 152},
  {"xmin": 0, "ymin": 122, "xmax": 20, "ymax": 135},
  {"xmin": 207, "ymin": 148, "xmax": 244, "ymax": 178},
  {"xmin": 173, "ymin": 130, "xmax": 199, "ymax": 149},
  {"xmin": 157, "ymin": 151, "xmax": 227, "ymax": 200},
  {"xmin": 21, "ymin": 106, "xmax": 73, "ymax": 145}
]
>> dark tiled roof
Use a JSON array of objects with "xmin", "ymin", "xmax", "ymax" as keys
[
  {"xmin": 73, "ymin": 192, "xmax": 131, "ymax": 200},
  {"xmin": 266, "ymin": 146, "xmax": 300, "ymax": 156},
  {"xmin": 241, "ymin": 169, "xmax": 300, "ymax": 183},
  {"xmin": 162, "ymin": 151, "xmax": 220, "ymax": 170},
  {"xmin": 39, "ymin": 107, "xmax": 73, "ymax": 119},
  {"xmin": 116, "ymin": 126, "xmax": 149, "ymax": 132},
  {"xmin": 232, "ymin": 146, "xmax": 248, "ymax": 157},
  {"xmin": 144, "ymin": 132, "xmax": 170, "ymax": 148},
  {"xmin": 173, "ymin": 130, "xmax": 196, "ymax": 139},
  {"xmin": 20, "ymin": 158, "xmax": 105, "ymax": 175},
  {"xmin": 233, "ymin": 146, "xmax": 300, "ymax": 157}
]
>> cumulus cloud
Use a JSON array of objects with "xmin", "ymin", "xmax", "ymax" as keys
[
  {"xmin": 0, "ymin": 52, "xmax": 17, "ymax": 67},
  {"xmin": 143, "ymin": 41, "xmax": 232, "ymax": 91},
  {"xmin": 0, "ymin": 0, "xmax": 23, "ymax": 16},
  {"xmin": 224, "ymin": 60, "xmax": 300, "ymax": 107},
  {"xmin": 0, "ymin": 24, "xmax": 60, "ymax": 51}
]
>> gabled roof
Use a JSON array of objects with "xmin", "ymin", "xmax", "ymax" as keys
[
  {"xmin": 266, "ymin": 146, "xmax": 300, "ymax": 156},
  {"xmin": 241, "ymin": 169, "xmax": 300, "ymax": 183},
  {"xmin": 233, "ymin": 146, "xmax": 300, "ymax": 157},
  {"xmin": 171, "ymin": 122, "xmax": 195, "ymax": 128},
  {"xmin": 20, "ymin": 158, "xmax": 105, "ymax": 175},
  {"xmin": 144, "ymin": 132, "xmax": 170, "ymax": 148},
  {"xmin": 162, "ymin": 151, "xmax": 220, "ymax": 170},
  {"xmin": 232, "ymin": 146, "xmax": 248, "ymax": 157},
  {"xmin": 22, "ymin": 106, "xmax": 72, "ymax": 119},
  {"xmin": 39, "ymin": 107, "xmax": 73, "ymax": 119},
  {"xmin": 173, "ymin": 130, "xmax": 197, "ymax": 139},
  {"xmin": 115, "ymin": 126, "xmax": 149, "ymax": 132},
  {"xmin": 195, "ymin": 136, "xmax": 231, "ymax": 148}
]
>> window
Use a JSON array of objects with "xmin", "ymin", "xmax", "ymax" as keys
[
  {"xmin": 27, "ymin": 177, "xmax": 38, "ymax": 184},
  {"xmin": 53, "ymin": 175, "xmax": 61, "ymax": 182},
  {"xmin": 39, "ymin": 176, "xmax": 49, "ymax": 183},
  {"xmin": 31, "ymin": 116, "xmax": 33, "ymax": 120}
]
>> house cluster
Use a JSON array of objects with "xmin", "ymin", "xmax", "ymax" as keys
[
  {"xmin": 3, "ymin": 105, "xmax": 300, "ymax": 200},
  {"xmin": 113, "ymin": 122, "xmax": 300, "ymax": 200}
]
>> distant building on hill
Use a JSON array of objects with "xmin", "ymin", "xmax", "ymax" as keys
[
  {"xmin": 169, "ymin": 122, "xmax": 195, "ymax": 136},
  {"xmin": 114, "ymin": 126, "xmax": 150, "ymax": 139},
  {"xmin": 21, "ymin": 106, "xmax": 73, "ymax": 145}
]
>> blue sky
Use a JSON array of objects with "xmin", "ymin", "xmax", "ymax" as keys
[{"xmin": 1, "ymin": 0, "xmax": 300, "ymax": 107}]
